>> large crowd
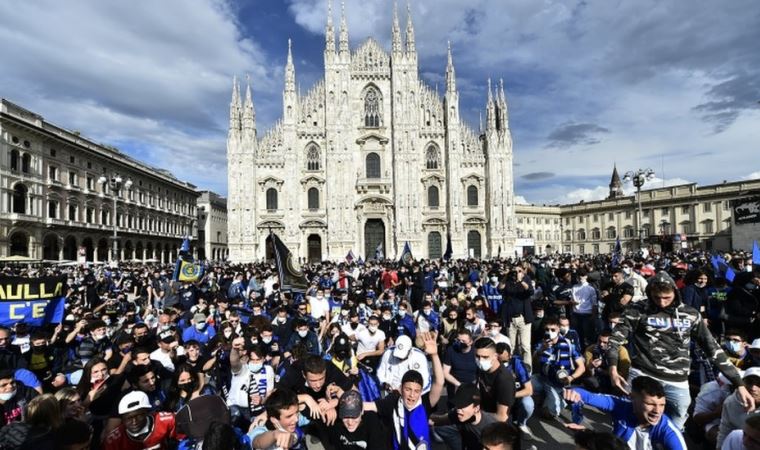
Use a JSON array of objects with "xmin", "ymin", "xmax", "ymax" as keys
[{"xmin": 0, "ymin": 249, "xmax": 759, "ymax": 450}]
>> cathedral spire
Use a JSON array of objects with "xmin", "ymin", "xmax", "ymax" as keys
[
  {"xmin": 339, "ymin": 0, "xmax": 349, "ymax": 56},
  {"xmin": 486, "ymin": 78, "xmax": 496, "ymax": 131},
  {"xmin": 242, "ymin": 74, "xmax": 256, "ymax": 138},
  {"xmin": 285, "ymin": 38, "xmax": 296, "ymax": 93},
  {"xmin": 229, "ymin": 75, "xmax": 241, "ymax": 134},
  {"xmin": 487, "ymin": 77, "xmax": 493, "ymax": 104},
  {"xmin": 608, "ymin": 163, "xmax": 624, "ymax": 199},
  {"xmin": 325, "ymin": 0, "xmax": 335, "ymax": 55},
  {"xmin": 445, "ymin": 40, "xmax": 456, "ymax": 92},
  {"xmin": 391, "ymin": 1, "xmax": 402, "ymax": 55},
  {"xmin": 405, "ymin": 2, "xmax": 416, "ymax": 54}
]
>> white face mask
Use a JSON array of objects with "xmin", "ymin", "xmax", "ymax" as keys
[
  {"xmin": 476, "ymin": 357, "xmax": 492, "ymax": 372},
  {"xmin": 277, "ymin": 317, "xmax": 286, "ymax": 323},
  {"xmin": 546, "ymin": 330, "xmax": 559, "ymax": 340},
  {"xmin": 622, "ymin": 268, "xmax": 632, "ymax": 275},
  {"xmin": 383, "ymin": 315, "xmax": 392, "ymax": 321},
  {"xmin": 398, "ymin": 310, "xmax": 407, "ymax": 317},
  {"xmin": 368, "ymin": 326, "xmax": 378, "ymax": 333},
  {"xmin": 0, "ymin": 390, "xmax": 16, "ymax": 401},
  {"xmin": 560, "ymin": 326, "xmax": 569, "ymax": 335},
  {"xmin": 195, "ymin": 323, "xmax": 205, "ymax": 331},
  {"xmin": 93, "ymin": 333, "xmax": 106, "ymax": 341},
  {"xmin": 224, "ymin": 330, "xmax": 233, "ymax": 338},
  {"xmin": 489, "ymin": 328, "xmax": 500, "ymax": 337},
  {"xmin": 262, "ymin": 336, "xmax": 272, "ymax": 344},
  {"xmin": 298, "ymin": 329, "xmax": 308, "ymax": 338},
  {"xmin": 248, "ymin": 362, "xmax": 263, "ymax": 372}
]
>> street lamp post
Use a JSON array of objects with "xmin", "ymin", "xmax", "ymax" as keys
[
  {"xmin": 623, "ymin": 168, "xmax": 655, "ymax": 250},
  {"xmin": 98, "ymin": 174, "xmax": 133, "ymax": 263}
]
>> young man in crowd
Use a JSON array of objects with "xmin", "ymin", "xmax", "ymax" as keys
[
  {"xmin": 480, "ymin": 422, "xmax": 522, "ymax": 450},
  {"xmin": 431, "ymin": 383, "xmax": 499, "ymax": 450},
  {"xmin": 104, "ymin": 390, "xmax": 177, "ymax": 450},
  {"xmin": 249, "ymin": 388, "xmax": 308, "ymax": 450},
  {"xmin": 474, "ymin": 337, "xmax": 515, "ymax": 423},
  {"xmin": 327, "ymin": 389, "xmax": 388, "ymax": 450},
  {"xmin": 496, "ymin": 343, "xmax": 534, "ymax": 439}
]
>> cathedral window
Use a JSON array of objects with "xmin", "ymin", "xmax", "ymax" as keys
[
  {"xmin": 364, "ymin": 87, "xmax": 381, "ymax": 127},
  {"xmin": 306, "ymin": 145, "xmax": 320, "ymax": 171},
  {"xmin": 366, "ymin": 153, "xmax": 381, "ymax": 179},
  {"xmin": 266, "ymin": 188, "xmax": 278, "ymax": 211},
  {"xmin": 467, "ymin": 185, "xmax": 478, "ymax": 206},
  {"xmin": 425, "ymin": 145, "xmax": 440, "ymax": 170},
  {"xmin": 10, "ymin": 150, "xmax": 19, "ymax": 171},
  {"xmin": 307, "ymin": 188, "xmax": 319, "ymax": 210},
  {"xmin": 427, "ymin": 186, "xmax": 439, "ymax": 209}
]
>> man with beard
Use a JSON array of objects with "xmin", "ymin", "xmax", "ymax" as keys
[{"xmin": 104, "ymin": 390, "xmax": 177, "ymax": 450}]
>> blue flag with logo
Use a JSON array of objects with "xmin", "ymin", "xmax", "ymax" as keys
[
  {"xmin": 443, "ymin": 233, "xmax": 453, "ymax": 261},
  {"xmin": 611, "ymin": 237, "xmax": 622, "ymax": 268},
  {"xmin": 399, "ymin": 241, "xmax": 413, "ymax": 265},
  {"xmin": 753, "ymin": 240, "xmax": 760, "ymax": 266},
  {"xmin": 0, "ymin": 276, "xmax": 66, "ymax": 327}
]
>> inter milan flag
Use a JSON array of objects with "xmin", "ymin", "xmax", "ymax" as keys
[
  {"xmin": 0, "ymin": 276, "xmax": 66, "ymax": 327},
  {"xmin": 753, "ymin": 240, "xmax": 760, "ymax": 267},
  {"xmin": 346, "ymin": 250, "xmax": 356, "ymax": 263},
  {"xmin": 443, "ymin": 233, "xmax": 453, "ymax": 261},
  {"xmin": 611, "ymin": 237, "xmax": 622, "ymax": 268},
  {"xmin": 267, "ymin": 231, "xmax": 309, "ymax": 292},
  {"xmin": 374, "ymin": 242, "xmax": 384, "ymax": 261},
  {"xmin": 399, "ymin": 241, "xmax": 413, "ymax": 265},
  {"xmin": 176, "ymin": 259, "xmax": 205, "ymax": 282}
]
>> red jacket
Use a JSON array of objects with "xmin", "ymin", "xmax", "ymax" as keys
[{"xmin": 103, "ymin": 412, "xmax": 177, "ymax": 450}]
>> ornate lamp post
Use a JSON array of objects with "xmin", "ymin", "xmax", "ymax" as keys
[
  {"xmin": 623, "ymin": 168, "xmax": 655, "ymax": 249},
  {"xmin": 98, "ymin": 173, "xmax": 132, "ymax": 262}
]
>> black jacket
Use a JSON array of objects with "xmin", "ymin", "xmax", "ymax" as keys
[{"xmin": 500, "ymin": 281, "xmax": 535, "ymax": 323}]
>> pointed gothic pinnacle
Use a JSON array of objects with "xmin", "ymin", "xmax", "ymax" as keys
[
  {"xmin": 245, "ymin": 74, "xmax": 252, "ymax": 104},
  {"xmin": 499, "ymin": 78, "xmax": 506, "ymax": 102},
  {"xmin": 327, "ymin": 0, "xmax": 333, "ymax": 23},
  {"xmin": 487, "ymin": 78, "xmax": 493, "ymax": 103},
  {"xmin": 447, "ymin": 41, "xmax": 453, "ymax": 66},
  {"xmin": 231, "ymin": 75, "xmax": 240, "ymax": 105},
  {"xmin": 287, "ymin": 38, "xmax": 293, "ymax": 64}
]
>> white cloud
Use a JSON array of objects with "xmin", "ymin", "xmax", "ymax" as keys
[
  {"xmin": 514, "ymin": 195, "xmax": 529, "ymax": 205},
  {"xmin": 556, "ymin": 176, "xmax": 693, "ymax": 205},
  {"xmin": 743, "ymin": 171, "xmax": 760, "ymax": 181}
]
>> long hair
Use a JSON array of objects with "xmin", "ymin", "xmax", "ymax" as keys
[
  {"xmin": 25, "ymin": 394, "xmax": 63, "ymax": 429},
  {"xmin": 76, "ymin": 356, "xmax": 108, "ymax": 398}
]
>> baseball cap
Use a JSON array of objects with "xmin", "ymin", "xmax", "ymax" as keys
[
  {"xmin": 159, "ymin": 329, "xmax": 176, "ymax": 343},
  {"xmin": 451, "ymin": 383, "xmax": 480, "ymax": 409},
  {"xmin": 393, "ymin": 335, "xmax": 413, "ymax": 359},
  {"xmin": 749, "ymin": 338, "xmax": 760, "ymax": 350},
  {"xmin": 118, "ymin": 391, "xmax": 151, "ymax": 414},
  {"xmin": 743, "ymin": 367, "xmax": 760, "ymax": 379},
  {"xmin": 338, "ymin": 390, "xmax": 363, "ymax": 419}
]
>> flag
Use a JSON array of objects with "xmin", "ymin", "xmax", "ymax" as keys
[
  {"xmin": 179, "ymin": 236, "xmax": 191, "ymax": 258},
  {"xmin": 346, "ymin": 250, "xmax": 356, "ymax": 263},
  {"xmin": 399, "ymin": 242, "xmax": 413, "ymax": 265},
  {"xmin": 374, "ymin": 242, "xmax": 384, "ymax": 261},
  {"xmin": 726, "ymin": 266, "xmax": 736, "ymax": 282},
  {"xmin": 175, "ymin": 259, "xmax": 205, "ymax": 282},
  {"xmin": 710, "ymin": 255, "xmax": 721, "ymax": 274},
  {"xmin": 611, "ymin": 237, "xmax": 622, "ymax": 268},
  {"xmin": 753, "ymin": 240, "xmax": 760, "ymax": 266},
  {"xmin": 0, "ymin": 276, "xmax": 66, "ymax": 327},
  {"xmin": 267, "ymin": 231, "xmax": 309, "ymax": 292},
  {"xmin": 443, "ymin": 233, "xmax": 453, "ymax": 261},
  {"xmin": 357, "ymin": 256, "xmax": 365, "ymax": 265}
]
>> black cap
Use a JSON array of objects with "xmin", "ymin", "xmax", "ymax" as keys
[
  {"xmin": 451, "ymin": 383, "xmax": 480, "ymax": 409},
  {"xmin": 338, "ymin": 390, "xmax": 363, "ymax": 419}
]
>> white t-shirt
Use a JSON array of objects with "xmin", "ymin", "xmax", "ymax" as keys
[
  {"xmin": 356, "ymin": 328, "xmax": 385, "ymax": 356},
  {"xmin": 309, "ymin": 296, "xmax": 330, "ymax": 320},
  {"xmin": 693, "ymin": 380, "xmax": 730, "ymax": 432},
  {"xmin": 228, "ymin": 364, "xmax": 275, "ymax": 409},
  {"xmin": 571, "ymin": 282, "xmax": 597, "ymax": 314},
  {"xmin": 377, "ymin": 347, "xmax": 431, "ymax": 393},
  {"xmin": 149, "ymin": 348, "xmax": 176, "ymax": 372},
  {"xmin": 721, "ymin": 430, "xmax": 744, "ymax": 450},
  {"xmin": 341, "ymin": 322, "xmax": 367, "ymax": 340}
]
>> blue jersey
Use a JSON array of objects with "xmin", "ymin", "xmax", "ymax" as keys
[
  {"xmin": 507, "ymin": 356, "xmax": 531, "ymax": 391},
  {"xmin": 482, "ymin": 283, "xmax": 503, "ymax": 312}
]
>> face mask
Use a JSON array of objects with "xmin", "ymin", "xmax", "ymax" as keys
[
  {"xmin": 248, "ymin": 362, "xmax": 263, "ymax": 372},
  {"xmin": 489, "ymin": 328, "xmax": 500, "ymax": 337},
  {"xmin": 560, "ymin": 326, "xmax": 569, "ymax": 335},
  {"xmin": 535, "ymin": 312, "xmax": 544, "ymax": 319},
  {"xmin": 398, "ymin": 310, "xmax": 406, "ymax": 318},
  {"xmin": 695, "ymin": 281, "xmax": 707, "ymax": 288},
  {"xmin": 622, "ymin": 268, "xmax": 632, "ymax": 275},
  {"xmin": 368, "ymin": 326, "xmax": 378, "ymax": 333},
  {"xmin": 93, "ymin": 333, "xmax": 106, "ymax": 342},
  {"xmin": 341, "ymin": 310, "xmax": 349, "ymax": 317},
  {"xmin": 195, "ymin": 323, "xmax": 206, "ymax": 331},
  {"xmin": 103, "ymin": 318, "xmax": 111, "ymax": 326},
  {"xmin": 262, "ymin": 336, "xmax": 272, "ymax": 344},
  {"xmin": 609, "ymin": 323, "xmax": 617, "ymax": 330},
  {"xmin": 0, "ymin": 390, "xmax": 16, "ymax": 401},
  {"xmin": 544, "ymin": 330, "xmax": 559, "ymax": 340},
  {"xmin": 727, "ymin": 341, "xmax": 743, "ymax": 354},
  {"xmin": 476, "ymin": 358, "xmax": 492, "ymax": 372},
  {"xmin": 179, "ymin": 381, "xmax": 196, "ymax": 392},
  {"xmin": 121, "ymin": 346, "xmax": 132, "ymax": 355},
  {"xmin": 745, "ymin": 266, "xmax": 753, "ymax": 273},
  {"xmin": 745, "ymin": 283, "xmax": 757, "ymax": 291},
  {"xmin": 298, "ymin": 330, "xmax": 308, "ymax": 338},
  {"xmin": 423, "ymin": 309, "xmax": 432, "ymax": 315},
  {"xmin": 33, "ymin": 345, "xmax": 47, "ymax": 353},
  {"xmin": 350, "ymin": 323, "xmax": 359, "ymax": 330},
  {"xmin": 383, "ymin": 315, "xmax": 392, "ymax": 321},
  {"xmin": 316, "ymin": 296, "xmax": 324, "ymax": 300}
]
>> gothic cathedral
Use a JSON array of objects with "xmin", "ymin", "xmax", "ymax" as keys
[{"xmin": 227, "ymin": 2, "xmax": 516, "ymax": 262}]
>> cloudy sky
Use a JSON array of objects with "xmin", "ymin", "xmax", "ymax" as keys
[{"xmin": 1, "ymin": 0, "xmax": 758, "ymax": 204}]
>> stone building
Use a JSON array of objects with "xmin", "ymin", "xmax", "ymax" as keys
[
  {"xmin": 226, "ymin": 2, "xmax": 516, "ymax": 262},
  {"xmin": 197, "ymin": 190, "xmax": 228, "ymax": 261},
  {"xmin": 1, "ymin": 98, "xmax": 198, "ymax": 262},
  {"xmin": 513, "ymin": 204, "xmax": 562, "ymax": 256}
]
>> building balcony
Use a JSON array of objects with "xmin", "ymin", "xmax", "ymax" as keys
[
  {"xmin": 356, "ymin": 177, "xmax": 392, "ymax": 194},
  {"xmin": 5, "ymin": 213, "xmax": 41, "ymax": 224}
]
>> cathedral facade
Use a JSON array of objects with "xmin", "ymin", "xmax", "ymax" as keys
[{"xmin": 227, "ymin": 3, "xmax": 516, "ymax": 262}]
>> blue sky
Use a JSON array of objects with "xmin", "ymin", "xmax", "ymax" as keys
[{"xmin": 1, "ymin": 0, "xmax": 758, "ymax": 204}]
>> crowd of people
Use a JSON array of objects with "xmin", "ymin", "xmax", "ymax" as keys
[{"xmin": 0, "ymin": 249, "xmax": 759, "ymax": 450}]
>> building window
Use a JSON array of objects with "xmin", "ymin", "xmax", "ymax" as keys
[
  {"xmin": 577, "ymin": 229, "xmax": 586, "ymax": 240},
  {"xmin": 536, "ymin": 231, "xmax": 543, "ymax": 240},
  {"xmin": 86, "ymin": 207, "xmax": 94, "ymax": 223},
  {"xmin": 606, "ymin": 227, "xmax": 616, "ymax": 239},
  {"xmin": 593, "ymin": 214, "xmax": 599, "ymax": 222},
  {"xmin": 642, "ymin": 224, "xmax": 651, "ymax": 236},
  {"xmin": 625, "ymin": 210, "xmax": 631, "ymax": 219},
  {"xmin": 68, "ymin": 204, "xmax": 77, "ymax": 221},
  {"xmin": 608, "ymin": 213, "xmax": 614, "ymax": 220},
  {"xmin": 68, "ymin": 171, "xmax": 77, "ymax": 186},
  {"xmin": 591, "ymin": 228, "xmax": 601, "ymax": 240},
  {"xmin": 467, "ymin": 185, "xmax": 478, "ymax": 206},
  {"xmin": 10, "ymin": 150, "xmax": 19, "ymax": 171},
  {"xmin": 50, "ymin": 148, "xmax": 56, "ymax": 157},
  {"xmin": 564, "ymin": 230, "xmax": 571, "ymax": 241},
  {"xmin": 48, "ymin": 200, "xmax": 58, "ymax": 219},
  {"xmin": 467, "ymin": 230, "xmax": 482, "ymax": 258},
  {"xmin": 87, "ymin": 176, "xmax": 94, "ymax": 190},
  {"xmin": 593, "ymin": 244, "xmax": 599, "ymax": 254},
  {"xmin": 428, "ymin": 232, "xmax": 442, "ymax": 259},
  {"xmin": 578, "ymin": 216, "xmax": 584, "ymax": 223},
  {"xmin": 12, "ymin": 184, "xmax": 27, "ymax": 214},
  {"xmin": 681, "ymin": 205, "xmax": 689, "ymax": 214},
  {"xmin": 517, "ymin": 217, "xmax": 523, "ymax": 224},
  {"xmin": 101, "ymin": 210, "xmax": 109, "ymax": 225},
  {"xmin": 266, "ymin": 188, "xmax": 278, "ymax": 211},
  {"xmin": 427, "ymin": 186, "xmax": 440, "ymax": 208},
  {"xmin": 69, "ymin": 156, "xmax": 75, "ymax": 164},
  {"xmin": 425, "ymin": 145, "xmax": 440, "ymax": 169},
  {"xmin": 680, "ymin": 221, "xmax": 691, "ymax": 234},
  {"xmin": 579, "ymin": 244, "xmax": 585, "ymax": 254},
  {"xmin": 49, "ymin": 166, "xmax": 58, "ymax": 181},
  {"xmin": 703, "ymin": 202, "xmax": 712, "ymax": 212},
  {"xmin": 307, "ymin": 188, "xmax": 319, "ymax": 210},
  {"xmin": 723, "ymin": 200, "xmax": 730, "ymax": 211},
  {"xmin": 703, "ymin": 220, "xmax": 713, "ymax": 234},
  {"xmin": 661, "ymin": 207, "xmax": 669, "ymax": 215},
  {"xmin": 364, "ymin": 87, "xmax": 381, "ymax": 127},
  {"xmin": 306, "ymin": 145, "xmax": 320, "ymax": 171},
  {"xmin": 366, "ymin": 153, "xmax": 381, "ymax": 178},
  {"xmin": 624, "ymin": 226, "xmax": 634, "ymax": 238}
]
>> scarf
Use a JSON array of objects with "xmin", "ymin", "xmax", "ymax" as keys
[{"xmin": 392, "ymin": 396, "xmax": 429, "ymax": 450}]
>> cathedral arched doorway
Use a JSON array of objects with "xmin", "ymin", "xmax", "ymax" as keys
[
  {"xmin": 364, "ymin": 219, "xmax": 385, "ymax": 260},
  {"xmin": 428, "ymin": 232, "xmax": 442, "ymax": 259},
  {"xmin": 42, "ymin": 234, "xmax": 61, "ymax": 260},
  {"xmin": 467, "ymin": 230, "xmax": 482, "ymax": 259},
  {"xmin": 82, "ymin": 238, "xmax": 94, "ymax": 262},
  {"xmin": 9, "ymin": 232, "xmax": 29, "ymax": 257},
  {"xmin": 307, "ymin": 235, "xmax": 322, "ymax": 263},
  {"xmin": 97, "ymin": 238, "xmax": 109, "ymax": 261},
  {"xmin": 63, "ymin": 236, "xmax": 77, "ymax": 261}
]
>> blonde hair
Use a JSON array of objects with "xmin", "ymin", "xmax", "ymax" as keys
[{"xmin": 25, "ymin": 393, "xmax": 63, "ymax": 429}]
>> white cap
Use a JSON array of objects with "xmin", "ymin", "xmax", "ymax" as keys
[
  {"xmin": 393, "ymin": 335, "xmax": 413, "ymax": 359},
  {"xmin": 743, "ymin": 367, "xmax": 760, "ymax": 379},
  {"xmin": 118, "ymin": 391, "xmax": 151, "ymax": 414},
  {"xmin": 749, "ymin": 338, "xmax": 760, "ymax": 350}
]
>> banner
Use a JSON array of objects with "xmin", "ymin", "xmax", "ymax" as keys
[
  {"xmin": 175, "ymin": 259, "xmax": 204, "ymax": 282},
  {"xmin": 443, "ymin": 233, "xmax": 453, "ymax": 261},
  {"xmin": 733, "ymin": 197, "xmax": 760, "ymax": 224},
  {"xmin": 399, "ymin": 242, "xmax": 413, "ymax": 265},
  {"xmin": 0, "ymin": 276, "xmax": 66, "ymax": 327},
  {"xmin": 266, "ymin": 231, "xmax": 308, "ymax": 292}
]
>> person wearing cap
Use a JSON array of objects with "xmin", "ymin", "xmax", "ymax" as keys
[
  {"xmin": 480, "ymin": 422, "xmax": 522, "ymax": 450},
  {"xmin": 364, "ymin": 332, "xmax": 444, "ymax": 450},
  {"xmin": 103, "ymin": 390, "xmax": 177, "ymax": 450},
  {"xmin": 326, "ymin": 390, "xmax": 388, "ymax": 450},
  {"xmin": 181, "ymin": 312, "xmax": 216, "ymax": 345},
  {"xmin": 717, "ymin": 367, "xmax": 760, "ymax": 448},
  {"xmin": 430, "ymin": 383, "xmax": 500, "ymax": 450},
  {"xmin": 150, "ymin": 329, "xmax": 179, "ymax": 373},
  {"xmin": 376, "ymin": 334, "xmax": 431, "ymax": 394},
  {"xmin": 608, "ymin": 276, "xmax": 754, "ymax": 431}
]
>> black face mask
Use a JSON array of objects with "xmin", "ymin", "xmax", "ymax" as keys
[
  {"xmin": 33, "ymin": 345, "xmax": 47, "ymax": 353},
  {"xmin": 178, "ymin": 381, "xmax": 196, "ymax": 392}
]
